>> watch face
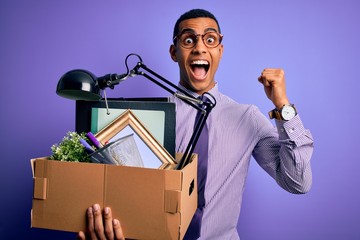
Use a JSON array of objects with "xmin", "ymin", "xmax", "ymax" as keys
[{"xmin": 281, "ymin": 105, "xmax": 296, "ymax": 121}]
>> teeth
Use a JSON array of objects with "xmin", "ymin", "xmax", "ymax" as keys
[{"xmin": 191, "ymin": 60, "xmax": 209, "ymax": 65}]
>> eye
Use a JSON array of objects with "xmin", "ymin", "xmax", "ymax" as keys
[
  {"xmin": 181, "ymin": 33, "xmax": 196, "ymax": 46},
  {"xmin": 184, "ymin": 37, "xmax": 194, "ymax": 45},
  {"xmin": 206, "ymin": 37, "xmax": 215, "ymax": 44},
  {"xmin": 205, "ymin": 33, "xmax": 217, "ymax": 46}
]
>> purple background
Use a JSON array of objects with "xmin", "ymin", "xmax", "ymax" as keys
[{"xmin": 1, "ymin": 0, "xmax": 359, "ymax": 239}]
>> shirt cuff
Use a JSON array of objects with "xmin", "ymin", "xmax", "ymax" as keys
[{"xmin": 275, "ymin": 114, "xmax": 306, "ymax": 141}]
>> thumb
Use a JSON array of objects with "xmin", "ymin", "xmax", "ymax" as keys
[{"xmin": 77, "ymin": 231, "xmax": 86, "ymax": 240}]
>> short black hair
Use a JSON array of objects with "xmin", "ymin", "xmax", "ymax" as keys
[{"xmin": 172, "ymin": 9, "xmax": 221, "ymax": 44}]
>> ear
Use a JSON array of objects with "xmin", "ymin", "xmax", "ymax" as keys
[
  {"xmin": 219, "ymin": 44, "xmax": 224, "ymax": 58},
  {"xmin": 169, "ymin": 45, "xmax": 177, "ymax": 62}
]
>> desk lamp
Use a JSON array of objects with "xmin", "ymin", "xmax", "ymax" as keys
[{"xmin": 56, "ymin": 53, "xmax": 216, "ymax": 170}]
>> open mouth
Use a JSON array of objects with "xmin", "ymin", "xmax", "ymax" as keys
[{"xmin": 190, "ymin": 60, "xmax": 210, "ymax": 79}]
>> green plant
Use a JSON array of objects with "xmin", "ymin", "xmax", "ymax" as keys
[{"xmin": 50, "ymin": 131, "xmax": 91, "ymax": 162}]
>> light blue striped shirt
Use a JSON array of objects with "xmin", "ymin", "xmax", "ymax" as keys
[{"xmin": 171, "ymin": 83, "xmax": 313, "ymax": 239}]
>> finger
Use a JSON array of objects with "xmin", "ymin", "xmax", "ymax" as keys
[
  {"xmin": 262, "ymin": 72, "xmax": 278, "ymax": 78},
  {"xmin": 262, "ymin": 69, "xmax": 282, "ymax": 77},
  {"xmin": 262, "ymin": 68, "xmax": 283, "ymax": 74},
  {"xmin": 113, "ymin": 219, "xmax": 125, "ymax": 240},
  {"xmin": 86, "ymin": 206, "xmax": 98, "ymax": 240},
  {"xmin": 262, "ymin": 70, "xmax": 284, "ymax": 81},
  {"xmin": 263, "ymin": 80, "xmax": 272, "ymax": 87},
  {"xmin": 262, "ymin": 68, "xmax": 275, "ymax": 76},
  {"xmin": 103, "ymin": 207, "xmax": 114, "ymax": 239},
  {"xmin": 261, "ymin": 73, "xmax": 284, "ymax": 87},
  {"xmin": 258, "ymin": 76, "xmax": 272, "ymax": 87},
  {"xmin": 93, "ymin": 204, "xmax": 106, "ymax": 240},
  {"xmin": 262, "ymin": 74, "xmax": 277, "ymax": 83}
]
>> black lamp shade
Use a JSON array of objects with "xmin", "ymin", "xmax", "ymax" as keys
[{"xmin": 56, "ymin": 69, "xmax": 102, "ymax": 100}]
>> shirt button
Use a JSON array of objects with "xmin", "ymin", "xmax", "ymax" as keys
[
  {"xmin": 281, "ymin": 128, "xmax": 285, "ymax": 132},
  {"xmin": 289, "ymin": 128, "xmax": 295, "ymax": 133}
]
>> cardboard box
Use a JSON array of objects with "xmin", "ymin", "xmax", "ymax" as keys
[{"xmin": 31, "ymin": 154, "xmax": 197, "ymax": 240}]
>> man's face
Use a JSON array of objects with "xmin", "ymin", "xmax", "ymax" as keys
[{"xmin": 170, "ymin": 17, "xmax": 223, "ymax": 95}]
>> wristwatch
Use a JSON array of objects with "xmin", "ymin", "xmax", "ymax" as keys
[{"xmin": 268, "ymin": 104, "xmax": 297, "ymax": 121}]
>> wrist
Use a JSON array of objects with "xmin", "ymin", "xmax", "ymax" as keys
[{"xmin": 274, "ymin": 99, "xmax": 290, "ymax": 110}]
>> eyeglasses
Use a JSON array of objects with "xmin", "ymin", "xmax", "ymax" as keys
[{"xmin": 173, "ymin": 31, "xmax": 223, "ymax": 49}]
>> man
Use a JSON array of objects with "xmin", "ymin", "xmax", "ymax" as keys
[{"xmin": 78, "ymin": 9, "xmax": 313, "ymax": 240}]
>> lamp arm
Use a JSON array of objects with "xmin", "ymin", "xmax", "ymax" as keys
[
  {"xmin": 133, "ymin": 62, "xmax": 203, "ymax": 111},
  {"xmin": 131, "ymin": 61, "xmax": 216, "ymax": 169},
  {"xmin": 176, "ymin": 102, "xmax": 213, "ymax": 170}
]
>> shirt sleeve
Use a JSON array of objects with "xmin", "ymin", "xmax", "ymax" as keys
[{"xmin": 252, "ymin": 110, "xmax": 314, "ymax": 194}]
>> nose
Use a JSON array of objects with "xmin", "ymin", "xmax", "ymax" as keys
[{"xmin": 192, "ymin": 37, "xmax": 207, "ymax": 53}]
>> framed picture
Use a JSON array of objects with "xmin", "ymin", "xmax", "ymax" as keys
[
  {"xmin": 95, "ymin": 109, "xmax": 176, "ymax": 169},
  {"xmin": 76, "ymin": 98, "xmax": 176, "ymax": 157}
]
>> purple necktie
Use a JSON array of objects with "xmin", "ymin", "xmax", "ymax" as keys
[{"xmin": 184, "ymin": 98, "xmax": 209, "ymax": 240}]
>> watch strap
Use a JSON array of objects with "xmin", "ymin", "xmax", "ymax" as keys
[{"xmin": 268, "ymin": 108, "xmax": 282, "ymax": 120}]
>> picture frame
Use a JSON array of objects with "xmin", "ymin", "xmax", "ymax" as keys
[
  {"xmin": 75, "ymin": 98, "xmax": 176, "ymax": 157},
  {"xmin": 95, "ymin": 109, "xmax": 176, "ymax": 168}
]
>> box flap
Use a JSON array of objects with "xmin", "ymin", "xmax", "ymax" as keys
[
  {"xmin": 32, "ymin": 157, "xmax": 48, "ymax": 200},
  {"xmin": 164, "ymin": 190, "xmax": 181, "ymax": 213},
  {"xmin": 33, "ymin": 177, "xmax": 47, "ymax": 200}
]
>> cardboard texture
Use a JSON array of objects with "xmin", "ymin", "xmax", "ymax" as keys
[{"xmin": 31, "ymin": 154, "xmax": 197, "ymax": 240}]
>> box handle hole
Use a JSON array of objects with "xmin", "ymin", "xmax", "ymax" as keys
[{"xmin": 189, "ymin": 179, "xmax": 194, "ymax": 196}]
